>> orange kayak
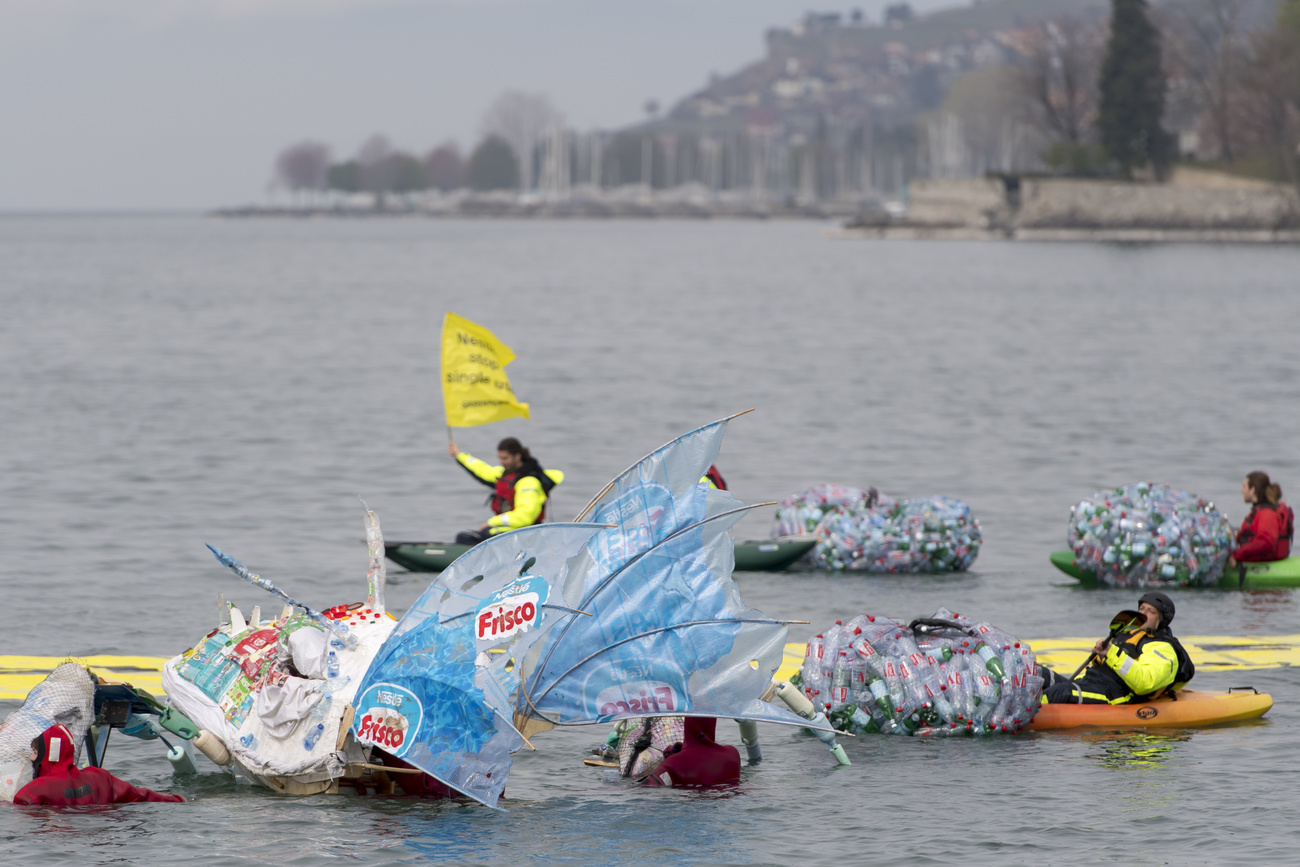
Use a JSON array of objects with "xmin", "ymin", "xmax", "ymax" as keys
[{"xmin": 1027, "ymin": 688, "xmax": 1272, "ymax": 730}]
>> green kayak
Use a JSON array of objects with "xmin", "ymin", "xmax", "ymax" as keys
[
  {"xmin": 385, "ymin": 536, "xmax": 817, "ymax": 574},
  {"xmin": 1049, "ymin": 550, "xmax": 1300, "ymax": 589}
]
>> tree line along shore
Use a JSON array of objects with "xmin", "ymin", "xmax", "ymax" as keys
[{"xmin": 223, "ymin": 0, "xmax": 1300, "ymax": 235}]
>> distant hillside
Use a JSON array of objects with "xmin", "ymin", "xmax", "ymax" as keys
[{"xmin": 637, "ymin": 0, "xmax": 1114, "ymax": 138}]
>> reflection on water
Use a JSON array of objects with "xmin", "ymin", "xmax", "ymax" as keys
[
  {"xmin": 1084, "ymin": 731, "xmax": 1191, "ymax": 770},
  {"xmin": 1239, "ymin": 590, "xmax": 1299, "ymax": 631}
]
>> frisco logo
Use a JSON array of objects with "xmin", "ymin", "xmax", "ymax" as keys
[
  {"xmin": 596, "ymin": 681, "xmax": 679, "ymax": 716},
  {"xmin": 476, "ymin": 591, "xmax": 541, "ymax": 641},
  {"xmin": 354, "ymin": 683, "xmax": 422, "ymax": 758},
  {"xmin": 357, "ymin": 707, "xmax": 409, "ymax": 749}
]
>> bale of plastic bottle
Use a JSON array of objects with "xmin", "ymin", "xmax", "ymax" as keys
[
  {"xmin": 772, "ymin": 484, "xmax": 981, "ymax": 572},
  {"xmin": 795, "ymin": 610, "xmax": 1042, "ymax": 736},
  {"xmin": 1068, "ymin": 482, "xmax": 1234, "ymax": 587}
]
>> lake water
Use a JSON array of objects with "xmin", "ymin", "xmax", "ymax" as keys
[{"xmin": 2, "ymin": 216, "xmax": 1299, "ymax": 865}]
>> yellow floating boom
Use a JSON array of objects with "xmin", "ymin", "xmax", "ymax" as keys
[{"xmin": 4, "ymin": 636, "xmax": 1299, "ymax": 702}]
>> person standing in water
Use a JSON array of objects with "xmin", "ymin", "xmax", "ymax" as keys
[
  {"xmin": 13, "ymin": 725, "xmax": 185, "ymax": 805},
  {"xmin": 641, "ymin": 717, "xmax": 741, "ymax": 788},
  {"xmin": 1230, "ymin": 471, "xmax": 1293, "ymax": 565},
  {"xmin": 448, "ymin": 437, "xmax": 564, "ymax": 545}
]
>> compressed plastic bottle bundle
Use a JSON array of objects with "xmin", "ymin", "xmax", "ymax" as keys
[
  {"xmin": 772, "ymin": 484, "xmax": 981, "ymax": 572},
  {"xmin": 795, "ymin": 609, "xmax": 1041, "ymax": 736},
  {"xmin": 1068, "ymin": 482, "xmax": 1234, "ymax": 587}
]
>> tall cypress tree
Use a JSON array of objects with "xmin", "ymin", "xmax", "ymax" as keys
[{"xmin": 1098, "ymin": 0, "xmax": 1174, "ymax": 178}]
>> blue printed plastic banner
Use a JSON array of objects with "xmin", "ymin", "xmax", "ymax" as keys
[
  {"xmin": 352, "ymin": 523, "xmax": 604, "ymax": 808},
  {"xmin": 515, "ymin": 418, "xmax": 808, "ymax": 731}
]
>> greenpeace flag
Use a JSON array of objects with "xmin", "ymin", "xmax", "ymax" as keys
[{"xmin": 442, "ymin": 312, "xmax": 530, "ymax": 428}]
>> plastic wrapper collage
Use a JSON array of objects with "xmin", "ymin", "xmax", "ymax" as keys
[
  {"xmin": 1068, "ymin": 482, "xmax": 1234, "ymax": 587},
  {"xmin": 772, "ymin": 484, "xmax": 981, "ymax": 572},
  {"xmin": 796, "ymin": 610, "xmax": 1042, "ymax": 736}
]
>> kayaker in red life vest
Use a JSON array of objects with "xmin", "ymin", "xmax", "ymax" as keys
[
  {"xmin": 13, "ymin": 725, "xmax": 185, "ymax": 806},
  {"xmin": 642, "ymin": 717, "xmax": 740, "ymax": 788},
  {"xmin": 1229, "ymin": 472, "xmax": 1293, "ymax": 565},
  {"xmin": 448, "ymin": 437, "xmax": 564, "ymax": 545},
  {"xmin": 1039, "ymin": 592, "xmax": 1194, "ymax": 705}
]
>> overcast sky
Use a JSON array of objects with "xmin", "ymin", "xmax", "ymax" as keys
[{"xmin": 0, "ymin": 0, "xmax": 964, "ymax": 210}]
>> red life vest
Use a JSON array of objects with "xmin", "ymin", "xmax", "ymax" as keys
[
  {"xmin": 1235, "ymin": 504, "xmax": 1288, "ymax": 562},
  {"xmin": 704, "ymin": 465, "xmax": 727, "ymax": 491},
  {"xmin": 1278, "ymin": 502, "xmax": 1294, "ymax": 559},
  {"xmin": 491, "ymin": 464, "xmax": 554, "ymax": 524}
]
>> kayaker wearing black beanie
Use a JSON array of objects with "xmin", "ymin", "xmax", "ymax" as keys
[{"xmin": 1040, "ymin": 592, "xmax": 1194, "ymax": 704}]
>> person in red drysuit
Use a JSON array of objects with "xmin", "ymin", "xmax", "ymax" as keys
[
  {"xmin": 13, "ymin": 725, "xmax": 185, "ymax": 805},
  {"xmin": 642, "ymin": 717, "xmax": 740, "ymax": 788},
  {"xmin": 1231, "ymin": 472, "xmax": 1293, "ymax": 564}
]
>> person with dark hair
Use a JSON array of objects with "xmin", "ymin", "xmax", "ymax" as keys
[
  {"xmin": 1230, "ymin": 472, "xmax": 1293, "ymax": 564},
  {"xmin": 641, "ymin": 717, "xmax": 740, "ymax": 788},
  {"xmin": 13, "ymin": 725, "xmax": 184, "ymax": 805},
  {"xmin": 447, "ymin": 437, "xmax": 564, "ymax": 545},
  {"xmin": 1039, "ymin": 592, "xmax": 1194, "ymax": 705}
]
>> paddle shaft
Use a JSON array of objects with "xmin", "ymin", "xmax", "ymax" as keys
[{"xmin": 1069, "ymin": 617, "xmax": 1147, "ymax": 680}]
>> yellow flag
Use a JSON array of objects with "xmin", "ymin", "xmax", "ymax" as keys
[{"xmin": 442, "ymin": 312, "xmax": 531, "ymax": 428}]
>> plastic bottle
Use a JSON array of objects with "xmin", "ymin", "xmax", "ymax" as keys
[
  {"xmin": 829, "ymin": 652, "xmax": 853, "ymax": 710},
  {"xmin": 303, "ymin": 723, "xmax": 325, "ymax": 751},
  {"xmin": 970, "ymin": 640, "xmax": 1006, "ymax": 678}
]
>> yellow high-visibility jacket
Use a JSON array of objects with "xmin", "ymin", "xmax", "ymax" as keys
[{"xmin": 455, "ymin": 452, "xmax": 564, "ymax": 535}]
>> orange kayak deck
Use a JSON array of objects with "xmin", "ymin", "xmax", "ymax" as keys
[{"xmin": 1027, "ymin": 689, "xmax": 1272, "ymax": 730}]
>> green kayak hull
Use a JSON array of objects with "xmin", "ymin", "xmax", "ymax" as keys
[
  {"xmin": 1049, "ymin": 550, "xmax": 1300, "ymax": 589},
  {"xmin": 384, "ymin": 536, "xmax": 818, "ymax": 574},
  {"xmin": 732, "ymin": 537, "xmax": 818, "ymax": 572}
]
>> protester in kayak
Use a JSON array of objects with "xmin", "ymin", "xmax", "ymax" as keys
[
  {"xmin": 1040, "ymin": 592, "xmax": 1194, "ymax": 705},
  {"xmin": 641, "ymin": 717, "xmax": 740, "ymax": 788},
  {"xmin": 447, "ymin": 437, "xmax": 563, "ymax": 545},
  {"xmin": 1229, "ymin": 472, "xmax": 1294, "ymax": 565},
  {"xmin": 13, "ymin": 725, "xmax": 185, "ymax": 805}
]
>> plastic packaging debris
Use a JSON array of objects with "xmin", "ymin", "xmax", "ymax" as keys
[
  {"xmin": 1068, "ymin": 482, "xmax": 1233, "ymax": 587},
  {"xmin": 772, "ymin": 484, "xmax": 981, "ymax": 572},
  {"xmin": 796, "ymin": 610, "xmax": 1042, "ymax": 736}
]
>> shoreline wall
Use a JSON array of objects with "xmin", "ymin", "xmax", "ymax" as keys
[{"xmin": 877, "ymin": 169, "xmax": 1300, "ymax": 241}]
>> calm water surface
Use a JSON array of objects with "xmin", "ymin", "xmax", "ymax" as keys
[{"xmin": 2, "ymin": 217, "xmax": 1299, "ymax": 865}]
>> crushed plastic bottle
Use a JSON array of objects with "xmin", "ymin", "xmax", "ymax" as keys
[
  {"xmin": 303, "ymin": 723, "xmax": 325, "ymax": 751},
  {"xmin": 1068, "ymin": 482, "xmax": 1233, "ymax": 587},
  {"xmin": 773, "ymin": 485, "xmax": 981, "ymax": 572},
  {"xmin": 800, "ymin": 609, "xmax": 1041, "ymax": 737}
]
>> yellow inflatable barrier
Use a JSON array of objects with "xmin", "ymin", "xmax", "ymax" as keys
[
  {"xmin": 0, "ymin": 655, "xmax": 168, "ymax": 701},
  {"xmin": 5, "ymin": 635, "xmax": 1299, "ymax": 702}
]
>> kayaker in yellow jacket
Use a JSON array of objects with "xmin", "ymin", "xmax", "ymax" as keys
[
  {"xmin": 448, "ymin": 437, "xmax": 564, "ymax": 545},
  {"xmin": 1040, "ymin": 592, "xmax": 1194, "ymax": 704}
]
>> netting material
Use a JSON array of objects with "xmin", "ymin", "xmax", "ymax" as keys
[
  {"xmin": 1068, "ymin": 482, "xmax": 1233, "ymax": 587},
  {"xmin": 772, "ymin": 485, "xmax": 981, "ymax": 572},
  {"xmin": 797, "ymin": 610, "xmax": 1042, "ymax": 736},
  {"xmin": 615, "ymin": 716, "xmax": 685, "ymax": 778}
]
